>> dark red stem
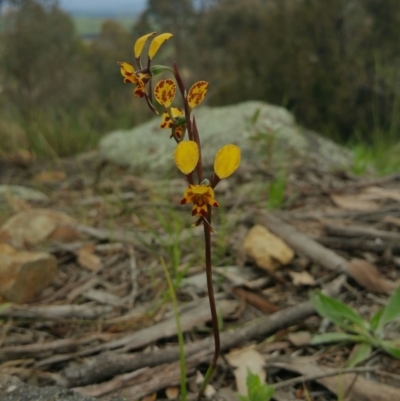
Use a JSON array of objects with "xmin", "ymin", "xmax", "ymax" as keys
[
  {"xmin": 199, "ymin": 209, "xmax": 220, "ymax": 399},
  {"xmin": 173, "ymin": 62, "xmax": 193, "ymax": 143}
]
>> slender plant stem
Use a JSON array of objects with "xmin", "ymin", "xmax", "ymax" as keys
[
  {"xmin": 198, "ymin": 210, "xmax": 220, "ymax": 400},
  {"xmin": 191, "ymin": 117, "xmax": 204, "ymax": 183},
  {"xmin": 173, "ymin": 63, "xmax": 193, "ymax": 141}
]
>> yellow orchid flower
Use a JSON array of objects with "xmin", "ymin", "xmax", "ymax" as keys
[
  {"xmin": 160, "ymin": 107, "xmax": 185, "ymax": 139},
  {"xmin": 180, "ymin": 184, "xmax": 219, "ymax": 217},
  {"xmin": 118, "ymin": 61, "xmax": 150, "ymax": 98},
  {"xmin": 175, "ymin": 141, "xmax": 241, "ymax": 221},
  {"xmin": 119, "ymin": 32, "xmax": 173, "ymax": 100}
]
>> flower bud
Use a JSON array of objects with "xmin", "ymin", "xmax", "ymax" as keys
[{"xmin": 150, "ymin": 65, "xmax": 172, "ymax": 76}]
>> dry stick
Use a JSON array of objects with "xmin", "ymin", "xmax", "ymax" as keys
[
  {"xmin": 316, "ymin": 237, "xmax": 400, "ymax": 255},
  {"xmin": 74, "ymin": 349, "xmax": 211, "ymax": 399},
  {"xmin": 66, "ymin": 213, "xmax": 352, "ymax": 387},
  {"xmin": 63, "ymin": 275, "xmax": 345, "ymax": 387},
  {"xmin": 330, "ymin": 172, "xmax": 400, "ymax": 193},
  {"xmin": 0, "ymin": 303, "xmax": 112, "ymax": 320},
  {"xmin": 0, "ymin": 299, "xmax": 235, "ymax": 361},
  {"xmin": 256, "ymin": 211, "xmax": 350, "ymax": 274},
  {"xmin": 280, "ymin": 203, "xmax": 400, "ymax": 222},
  {"xmin": 272, "ymin": 365, "xmax": 376, "ymax": 391},
  {"xmin": 299, "ymin": 172, "xmax": 400, "ymax": 197},
  {"xmin": 274, "ymin": 358, "xmax": 400, "ymax": 401},
  {"xmin": 323, "ymin": 222, "xmax": 400, "ymax": 242}
]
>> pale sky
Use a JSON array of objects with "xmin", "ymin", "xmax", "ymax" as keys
[{"xmin": 59, "ymin": 0, "xmax": 146, "ymax": 15}]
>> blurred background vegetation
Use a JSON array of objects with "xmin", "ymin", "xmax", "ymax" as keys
[{"xmin": 0, "ymin": 0, "xmax": 399, "ymax": 172}]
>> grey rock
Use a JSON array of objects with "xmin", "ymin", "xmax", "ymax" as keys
[
  {"xmin": 99, "ymin": 101, "xmax": 352, "ymax": 175},
  {"xmin": 0, "ymin": 374, "xmax": 125, "ymax": 401},
  {"xmin": 0, "ymin": 185, "xmax": 48, "ymax": 203}
]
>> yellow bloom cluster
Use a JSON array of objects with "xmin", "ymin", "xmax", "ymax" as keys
[
  {"xmin": 174, "ymin": 141, "xmax": 240, "ymax": 227},
  {"xmin": 119, "ymin": 33, "xmax": 241, "ymax": 228}
]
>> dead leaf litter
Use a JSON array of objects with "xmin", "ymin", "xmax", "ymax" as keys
[{"xmin": 0, "ymin": 154, "xmax": 399, "ymax": 400}]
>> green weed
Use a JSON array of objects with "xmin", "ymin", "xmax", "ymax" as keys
[
  {"xmin": 153, "ymin": 208, "xmax": 189, "ymax": 289},
  {"xmin": 310, "ymin": 286, "xmax": 400, "ymax": 367},
  {"xmin": 236, "ymin": 369, "xmax": 274, "ymax": 401},
  {"xmin": 350, "ymin": 136, "xmax": 400, "ymax": 175},
  {"xmin": 268, "ymin": 175, "xmax": 286, "ymax": 210}
]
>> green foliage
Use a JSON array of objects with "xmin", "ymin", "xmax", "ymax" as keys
[
  {"xmin": 267, "ymin": 175, "xmax": 286, "ymax": 210},
  {"xmin": 237, "ymin": 369, "xmax": 274, "ymax": 401},
  {"xmin": 73, "ymin": 16, "xmax": 137, "ymax": 37},
  {"xmin": 2, "ymin": 0, "xmax": 400, "ymax": 158},
  {"xmin": 310, "ymin": 286, "xmax": 400, "ymax": 366},
  {"xmin": 350, "ymin": 135, "xmax": 400, "ymax": 175},
  {"xmin": 0, "ymin": 0, "xmax": 149, "ymax": 158},
  {"xmin": 191, "ymin": 0, "xmax": 400, "ymax": 143},
  {"xmin": 154, "ymin": 208, "xmax": 188, "ymax": 289}
]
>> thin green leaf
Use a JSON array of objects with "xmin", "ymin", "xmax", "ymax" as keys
[
  {"xmin": 310, "ymin": 291, "xmax": 367, "ymax": 331},
  {"xmin": 246, "ymin": 368, "xmax": 261, "ymax": 392},
  {"xmin": 346, "ymin": 343, "xmax": 372, "ymax": 367},
  {"xmin": 311, "ymin": 332, "xmax": 362, "ymax": 345},
  {"xmin": 255, "ymin": 385, "xmax": 274, "ymax": 401},
  {"xmin": 245, "ymin": 369, "xmax": 274, "ymax": 401},
  {"xmin": 369, "ymin": 307, "xmax": 384, "ymax": 332},
  {"xmin": 377, "ymin": 285, "xmax": 400, "ymax": 331},
  {"xmin": 381, "ymin": 341, "xmax": 400, "ymax": 360}
]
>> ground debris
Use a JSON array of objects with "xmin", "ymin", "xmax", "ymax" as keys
[{"xmin": 0, "ymin": 156, "xmax": 399, "ymax": 400}]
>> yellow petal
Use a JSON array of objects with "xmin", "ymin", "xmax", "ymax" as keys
[
  {"xmin": 160, "ymin": 108, "xmax": 183, "ymax": 129},
  {"xmin": 149, "ymin": 33, "xmax": 173, "ymax": 60},
  {"xmin": 187, "ymin": 81, "xmax": 209, "ymax": 109},
  {"xmin": 119, "ymin": 61, "xmax": 135, "ymax": 76},
  {"xmin": 119, "ymin": 62, "xmax": 137, "ymax": 83},
  {"xmin": 134, "ymin": 32, "xmax": 156, "ymax": 59},
  {"xmin": 154, "ymin": 79, "xmax": 176, "ymax": 108},
  {"xmin": 171, "ymin": 107, "xmax": 184, "ymax": 119},
  {"xmin": 174, "ymin": 141, "xmax": 199, "ymax": 175},
  {"xmin": 160, "ymin": 111, "xmax": 173, "ymax": 129},
  {"xmin": 214, "ymin": 144, "xmax": 241, "ymax": 179}
]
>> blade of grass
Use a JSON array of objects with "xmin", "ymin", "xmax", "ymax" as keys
[{"xmin": 160, "ymin": 257, "xmax": 187, "ymax": 401}]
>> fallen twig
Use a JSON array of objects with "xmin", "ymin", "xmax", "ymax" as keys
[
  {"xmin": 0, "ymin": 303, "xmax": 113, "ymax": 320},
  {"xmin": 257, "ymin": 212, "xmax": 349, "ymax": 274},
  {"xmin": 63, "ymin": 275, "xmax": 345, "ymax": 387},
  {"xmin": 272, "ymin": 358, "xmax": 400, "ymax": 401},
  {"xmin": 315, "ymin": 236, "xmax": 400, "ymax": 255},
  {"xmin": 271, "ymin": 365, "xmax": 376, "ymax": 390},
  {"xmin": 324, "ymin": 222, "xmax": 400, "ymax": 242}
]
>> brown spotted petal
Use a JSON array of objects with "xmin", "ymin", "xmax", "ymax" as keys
[
  {"xmin": 154, "ymin": 79, "xmax": 176, "ymax": 108},
  {"xmin": 187, "ymin": 81, "xmax": 209, "ymax": 109},
  {"xmin": 160, "ymin": 107, "xmax": 183, "ymax": 129},
  {"xmin": 118, "ymin": 62, "xmax": 138, "ymax": 84},
  {"xmin": 180, "ymin": 184, "xmax": 219, "ymax": 218}
]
